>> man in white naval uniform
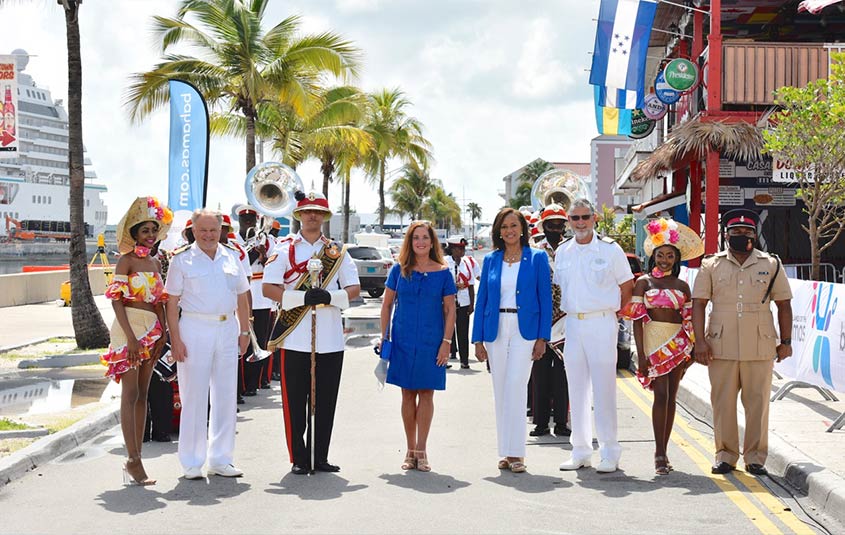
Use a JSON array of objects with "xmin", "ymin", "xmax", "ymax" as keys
[
  {"xmin": 263, "ymin": 191, "xmax": 360, "ymax": 475},
  {"xmin": 165, "ymin": 209, "xmax": 251, "ymax": 480},
  {"xmin": 555, "ymin": 199, "xmax": 633, "ymax": 474}
]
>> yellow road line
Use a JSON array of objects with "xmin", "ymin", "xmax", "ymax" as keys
[
  {"xmin": 618, "ymin": 371, "xmax": 813, "ymax": 535},
  {"xmin": 616, "ymin": 371, "xmax": 783, "ymax": 535}
]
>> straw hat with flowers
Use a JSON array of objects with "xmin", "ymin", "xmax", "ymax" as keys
[
  {"xmin": 115, "ymin": 196, "xmax": 173, "ymax": 254},
  {"xmin": 643, "ymin": 218, "xmax": 703, "ymax": 261}
]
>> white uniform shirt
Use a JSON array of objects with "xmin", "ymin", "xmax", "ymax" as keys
[
  {"xmin": 165, "ymin": 242, "xmax": 250, "ymax": 314},
  {"xmin": 262, "ymin": 233, "xmax": 359, "ymax": 353},
  {"xmin": 465, "ymin": 254, "xmax": 481, "ymax": 280},
  {"xmin": 553, "ymin": 231, "xmax": 632, "ymax": 314},
  {"xmin": 233, "ymin": 232, "xmax": 275, "ymax": 310},
  {"xmin": 446, "ymin": 256, "xmax": 475, "ymax": 307}
]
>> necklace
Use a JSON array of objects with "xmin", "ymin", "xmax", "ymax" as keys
[{"xmin": 504, "ymin": 250, "xmax": 521, "ymax": 265}]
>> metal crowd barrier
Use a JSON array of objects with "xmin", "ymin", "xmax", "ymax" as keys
[{"xmin": 782, "ymin": 263, "xmax": 840, "ymax": 283}]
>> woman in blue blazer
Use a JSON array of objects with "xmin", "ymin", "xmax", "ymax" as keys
[{"xmin": 472, "ymin": 208, "xmax": 552, "ymax": 473}]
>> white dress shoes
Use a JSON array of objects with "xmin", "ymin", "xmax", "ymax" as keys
[
  {"xmin": 183, "ymin": 467, "xmax": 204, "ymax": 480},
  {"xmin": 596, "ymin": 459, "xmax": 618, "ymax": 473},
  {"xmin": 559, "ymin": 457, "xmax": 592, "ymax": 471},
  {"xmin": 207, "ymin": 464, "xmax": 243, "ymax": 477}
]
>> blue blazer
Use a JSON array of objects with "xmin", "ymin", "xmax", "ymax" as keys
[{"xmin": 471, "ymin": 246, "xmax": 552, "ymax": 343}]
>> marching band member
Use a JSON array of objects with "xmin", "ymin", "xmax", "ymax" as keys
[
  {"xmin": 446, "ymin": 235, "xmax": 474, "ymax": 369},
  {"xmin": 529, "ymin": 204, "xmax": 570, "ymax": 438},
  {"xmin": 234, "ymin": 204, "xmax": 275, "ymax": 395},
  {"xmin": 165, "ymin": 209, "xmax": 251, "ymax": 480},
  {"xmin": 262, "ymin": 190, "xmax": 360, "ymax": 475}
]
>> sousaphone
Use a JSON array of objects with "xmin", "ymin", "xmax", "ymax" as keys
[{"xmin": 530, "ymin": 169, "xmax": 591, "ymax": 211}]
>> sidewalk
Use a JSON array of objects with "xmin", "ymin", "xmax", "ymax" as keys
[
  {"xmin": 0, "ymin": 295, "xmax": 115, "ymax": 351},
  {"xmin": 678, "ymin": 363, "xmax": 845, "ymax": 524}
]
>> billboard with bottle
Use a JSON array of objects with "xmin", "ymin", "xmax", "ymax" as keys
[{"xmin": 0, "ymin": 55, "xmax": 18, "ymax": 159}]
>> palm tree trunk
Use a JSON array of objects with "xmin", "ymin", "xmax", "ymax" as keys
[
  {"xmin": 246, "ymin": 112, "xmax": 256, "ymax": 173},
  {"xmin": 378, "ymin": 160, "xmax": 386, "ymax": 228},
  {"xmin": 65, "ymin": 3, "xmax": 109, "ymax": 349},
  {"xmin": 343, "ymin": 170, "xmax": 351, "ymax": 243}
]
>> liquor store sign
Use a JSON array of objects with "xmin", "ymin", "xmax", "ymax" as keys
[
  {"xmin": 772, "ymin": 158, "xmax": 815, "ymax": 184},
  {"xmin": 0, "ymin": 55, "xmax": 18, "ymax": 159}
]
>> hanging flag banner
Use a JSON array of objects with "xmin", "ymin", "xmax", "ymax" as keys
[
  {"xmin": 664, "ymin": 58, "xmax": 699, "ymax": 92},
  {"xmin": 594, "ymin": 86, "xmax": 632, "ymax": 136},
  {"xmin": 166, "ymin": 79, "xmax": 209, "ymax": 248},
  {"xmin": 589, "ymin": 0, "xmax": 658, "ymax": 96},
  {"xmin": 595, "ymin": 85, "xmax": 642, "ymax": 110},
  {"xmin": 0, "ymin": 55, "xmax": 19, "ymax": 159}
]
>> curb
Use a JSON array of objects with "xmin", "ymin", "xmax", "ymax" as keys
[
  {"xmin": 17, "ymin": 353, "xmax": 101, "ymax": 369},
  {"xmin": 676, "ymin": 379, "xmax": 845, "ymax": 528},
  {"xmin": 0, "ymin": 402, "xmax": 120, "ymax": 488},
  {"xmin": 0, "ymin": 428, "xmax": 49, "ymax": 440},
  {"xmin": 0, "ymin": 336, "xmax": 72, "ymax": 355}
]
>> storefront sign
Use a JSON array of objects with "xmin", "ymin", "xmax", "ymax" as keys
[
  {"xmin": 628, "ymin": 109, "xmax": 655, "ymax": 139},
  {"xmin": 642, "ymin": 94, "xmax": 668, "ymax": 120},
  {"xmin": 772, "ymin": 157, "xmax": 816, "ymax": 184},
  {"xmin": 654, "ymin": 71, "xmax": 681, "ymax": 104},
  {"xmin": 664, "ymin": 58, "xmax": 699, "ymax": 92},
  {"xmin": 719, "ymin": 185, "xmax": 744, "ymax": 206},
  {"xmin": 0, "ymin": 55, "xmax": 19, "ymax": 159}
]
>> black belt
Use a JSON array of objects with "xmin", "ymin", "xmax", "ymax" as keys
[{"xmin": 499, "ymin": 308, "xmax": 518, "ymax": 313}]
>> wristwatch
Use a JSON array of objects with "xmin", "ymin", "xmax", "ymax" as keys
[{"xmin": 780, "ymin": 338, "xmax": 791, "ymax": 345}]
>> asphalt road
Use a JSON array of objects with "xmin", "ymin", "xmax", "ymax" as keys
[{"xmin": 0, "ymin": 303, "xmax": 829, "ymax": 534}]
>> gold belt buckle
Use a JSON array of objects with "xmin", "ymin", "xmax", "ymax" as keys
[
  {"xmin": 219, "ymin": 314, "xmax": 227, "ymax": 321},
  {"xmin": 577, "ymin": 312, "xmax": 586, "ymax": 320}
]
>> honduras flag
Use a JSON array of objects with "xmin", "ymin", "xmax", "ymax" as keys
[
  {"xmin": 595, "ymin": 85, "xmax": 642, "ymax": 110},
  {"xmin": 590, "ymin": 0, "xmax": 657, "ymax": 101},
  {"xmin": 594, "ymin": 86, "xmax": 632, "ymax": 136}
]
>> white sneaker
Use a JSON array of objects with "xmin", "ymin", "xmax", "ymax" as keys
[
  {"xmin": 207, "ymin": 464, "xmax": 243, "ymax": 477},
  {"xmin": 183, "ymin": 467, "xmax": 204, "ymax": 480},
  {"xmin": 559, "ymin": 457, "xmax": 591, "ymax": 471},
  {"xmin": 596, "ymin": 459, "xmax": 618, "ymax": 473}
]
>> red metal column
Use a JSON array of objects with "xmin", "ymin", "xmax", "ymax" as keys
[
  {"xmin": 704, "ymin": 0, "xmax": 722, "ymax": 254},
  {"xmin": 689, "ymin": 161, "xmax": 703, "ymax": 267}
]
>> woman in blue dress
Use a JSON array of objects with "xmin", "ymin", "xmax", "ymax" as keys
[{"xmin": 379, "ymin": 221, "xmax": 457, "ymax": 472}]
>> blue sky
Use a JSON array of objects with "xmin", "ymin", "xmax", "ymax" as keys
[{"xmin": 5, "ymin": 0, "xmax": 599, "ymax": 225}]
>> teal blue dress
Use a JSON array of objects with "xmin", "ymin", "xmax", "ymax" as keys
[{"xmin": 385, "ymin": 264, "xmax": 457, "ymax": 390}]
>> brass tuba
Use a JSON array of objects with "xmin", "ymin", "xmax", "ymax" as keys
[
  {"xmin": 244, "ymin": 161, "xmax": 304, "ymax": 218},
  {"xmin": 530, "ymin": 169, "xmax": 591, "ymax": 211}
]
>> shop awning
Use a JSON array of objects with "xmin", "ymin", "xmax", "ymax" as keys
[{"xmin": 630, "ymin": 117, "xmax": 765, "ymax": 182}]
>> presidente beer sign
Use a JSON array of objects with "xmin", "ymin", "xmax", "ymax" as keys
[{"xmin": 663, "ymin": 58, "xmax": 699, "ymax": 92}]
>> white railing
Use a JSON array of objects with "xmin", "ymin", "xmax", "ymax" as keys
[{"xmin": 783, "ymin": 263, "xmax": 840, "ymax": 283}]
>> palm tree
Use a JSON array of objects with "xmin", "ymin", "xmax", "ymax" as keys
[
  {"xmin": 126, "ymin": 0, "xmax": 361, "ymax": 172},
  {"xmin": 423, "ymin": 187, "xmax": 462, "ymax": 231},
  {"xmin": 0, "ymin": 0, "xmax": 109, "ymax": 347},
  {"xmin": 299, "ymin": 86, "xmax": 372, "ymax": 238},
  {"xmin": 389, "ymin": 165, "xmax": 437, "ymax": 221},
  {"xmin": 363, "ymin": 88, "xmax": 433, "ymax": 227},
  {"xmin": 467, "ymin": 201, "xmax": 482, "ymax": 245},
  {"xmin": 509, "ymin": 158, "xmax": 553, "ymax": 209}
]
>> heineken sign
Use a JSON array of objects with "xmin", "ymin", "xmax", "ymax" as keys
[
  {"xmin": 628, "ymin": 109, "xmax": 655, "ymax": 139},
  {"xmin": 664, "ymin": 58, "xmax": 698, "ymax": 92}
]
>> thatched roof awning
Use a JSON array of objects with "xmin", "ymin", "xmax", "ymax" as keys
[{"xmin": 631, "ymin": 118, "xmax": 765, "ymax": 182}]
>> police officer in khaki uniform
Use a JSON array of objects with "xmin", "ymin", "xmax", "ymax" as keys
[{"xmin": 692, "ymin": 209, "xmax": 793, "ymax": 476}]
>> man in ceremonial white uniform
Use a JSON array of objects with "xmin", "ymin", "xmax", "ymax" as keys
[
  {"xmin": 555, "ymin": 198, "xmax": 633, "ymax": 473},
  {"xmin": 165, "ymin": 209, "xmax": 251, "ymax": 480},
  {"xmin": 445, "ymin": 235, "xmax": 474, "ymax": 369},
  {"xmin": 263, "ymin": 191, "xmax": 360, "ymax": 475}
]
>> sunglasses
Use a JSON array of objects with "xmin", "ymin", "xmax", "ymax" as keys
[{"xmin": 568, "ymin": 214, "xmax": 593, "ymax": 221}]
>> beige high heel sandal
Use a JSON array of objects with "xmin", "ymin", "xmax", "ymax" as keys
[
  {"xmin": 415, "ymin": 450, "xmax": 431, "ymax": 472},
  {"xmin": 123, "ymin": 457, "xmax": 156, "ymax": 486},
  {"xmin": 401, "ymin": 451, "xmax": 417, "ymax": 471}
]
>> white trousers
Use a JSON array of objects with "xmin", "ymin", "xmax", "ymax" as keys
[
  {"xmin": 486, "ymin": 313, "xmax": 535, "ymax": 458},
  {"xmin": 563, "ymin": 314, "xmax": 621, "ymax": 463},
  {"xmin": 177, "ymin": 316, "xmax": 238, "ymax": 471}
]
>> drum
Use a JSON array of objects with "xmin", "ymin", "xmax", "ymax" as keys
[
  {"xmin": 153, "ymin": 342, "xmax": 177, "ymax": 382},
  {"xmin": 549, "ymin": 318, "xmax": 566, "ymax": 358}
]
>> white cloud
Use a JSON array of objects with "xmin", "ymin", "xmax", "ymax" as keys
[
  {"xmin": 334, "ymin": 0, "xmax": 382, "ymax": 14},
  {"xmin": 512, "ymin": 18, "xmax": 576, "ymax": 99}
]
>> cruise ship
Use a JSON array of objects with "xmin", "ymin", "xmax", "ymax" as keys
[{"xmin": 0, "ymin": 49, "xmax": 107, "ymax": 241}]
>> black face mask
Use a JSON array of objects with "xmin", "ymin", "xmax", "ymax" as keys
[{"xmin": 728, "ymin": 235, "xmax": 755, "ymax": 253}]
